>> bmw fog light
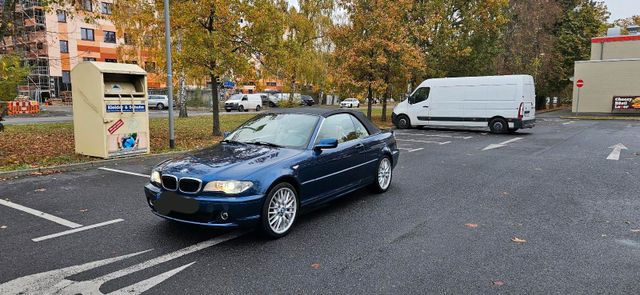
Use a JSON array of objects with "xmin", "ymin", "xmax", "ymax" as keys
[{"xmin": 203, "ymin": 181, "xmax": 253, "ymax": 194}]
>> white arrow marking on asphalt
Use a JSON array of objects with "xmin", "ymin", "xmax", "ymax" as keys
[
  {"xmin": 98, "ymin": 167, "xmax": 150, "ymax": 178},
  {"xmin": 482, "ymin": 137, "xmax": 523, "ymax": 151},
  {"xmin": 606, "ymin": 143, "xmax": 628, "ymax": 161},
  {"xmin": 0, "ymin": 230, "xmax": 248, "ymax": 294},
  {"xmin": 562, "ymin": 121, "xmax": 575, "ymax": 125}
]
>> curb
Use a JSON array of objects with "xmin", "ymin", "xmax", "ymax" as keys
[
  {"xmin": 560, "ymin": 116, "xmax": 640, "ymax": 121},
  {"xmin": 0, "ymin": 151, "xmax": 185, "ymax": 180}
]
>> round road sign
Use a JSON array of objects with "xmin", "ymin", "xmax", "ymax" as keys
[{"xmin": 576, "ymin": 79, "xmax": 584, "ymax": 88}]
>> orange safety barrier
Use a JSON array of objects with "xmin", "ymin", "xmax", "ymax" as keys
[{"xmin": 6, "ymin": 100, "xmax": 40, "ymax": 115}]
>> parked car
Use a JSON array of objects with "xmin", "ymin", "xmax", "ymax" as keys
[
  {"xmin": 148, "ymin": 95, "xmax": 169, "ymax": 110},
  {"xmin": 340, "ymin": 98, "xmax": 360, "ymax": 108},
  {"xmin": 144, "ymin": 108, "xmax": 400, "ymax": 238},
  {"xmin": 225, "ymin": 93, "xmax": 263, "ymax": 112},
  {"xmin": 392, "ymin": 75, "xmax": 536, "ymax": 133},
  {"xmin": 301, "ymin": 95, "xmax": 315, "ymax": 106}
]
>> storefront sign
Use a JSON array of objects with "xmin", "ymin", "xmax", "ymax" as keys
[{"xmin": 612, "ymin": 96, "xmax": 640, "ymax": 112}]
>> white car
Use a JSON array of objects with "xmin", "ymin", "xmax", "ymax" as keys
[
  {"xmin": 224, "ymin": 93, "xmax": 263, "ymax": 112},
  {"xmin": 340, "ymin": 98, "xmax": 360, "ymax": 108},
  {"xmin": 148, "ymin": 95, "xmax": 169, "ymax": 110}
]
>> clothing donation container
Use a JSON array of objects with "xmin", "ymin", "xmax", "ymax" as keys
[{"xmin": 72, "ymin": 62, "xmax": 150, "ymax": 159}]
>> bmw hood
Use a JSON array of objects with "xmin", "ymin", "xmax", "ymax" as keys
[{"xmin": 157, "ymin": 143, "xmax": 301, "ymax": 180}]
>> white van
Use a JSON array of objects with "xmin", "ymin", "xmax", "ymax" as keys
[
  {"xmin": 224, "ymin": 93, "xmax": 263, "ymax": 112},
  {"xmin": 392, "ymin": 75, "xmax": 536, "ymax": 133}
]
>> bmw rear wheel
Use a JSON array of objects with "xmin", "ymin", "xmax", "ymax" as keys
[
  {"xmin": 261, "ymin": 182, "xmax": 299, "ymax": 238},
  {"xmin": 372, "ymin": 156, "xmax": 392, "ymax": 193}
]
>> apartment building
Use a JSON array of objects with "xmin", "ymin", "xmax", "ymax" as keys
[{"xmin": 1, "ymin": 0, "xmax": 160, "ymax": 101}]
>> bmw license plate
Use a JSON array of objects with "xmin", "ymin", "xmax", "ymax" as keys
[{"xmin": 155, "ymin": 191, "xmax": 199, "ymax": 214}]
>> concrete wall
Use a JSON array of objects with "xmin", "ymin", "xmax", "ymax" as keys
[
  {"xmin": 572, "ymin": 59, "xmax": 640, "ymax": 113},
  {"xmin": 591, "ymin": 40, "xmax": 640, "ymax": 60}
]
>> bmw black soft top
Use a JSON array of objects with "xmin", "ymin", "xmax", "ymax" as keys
[{"xmin": 267, "ymin": 107, "xmax": 381, "ymax": 135}]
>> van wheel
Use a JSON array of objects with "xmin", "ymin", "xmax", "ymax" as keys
[
  {"xmin": 238, "ymin": 105, "xmax": 244, "ymax": 112},
  {"xmin": 489, "ymin": 118, "xmax": 508, "ymax": 134},
  {"xmin": 395, "ymin": 115, "xmax": 411, "ymax": 129},
  {"xmin": 256, "ymin": 105, "xmax": 261, "ymax": 112}
]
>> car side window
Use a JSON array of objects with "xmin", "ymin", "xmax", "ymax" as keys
[
  {"xmin": 350, "ymin": 115, "xmax": 369, "ymax": 139},
  {"xmin": 242, "ymin": 96, "xmax": 248, "ymax": 101},
  {"xmin": 317, "ymin": 114, "xmax": 359, "ymax": 144},
  {"xmin": 410, "ymin": 87, "xmax": 430, "ymax": 104}
]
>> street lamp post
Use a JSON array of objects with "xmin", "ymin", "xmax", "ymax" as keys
[{"xmin": 163, "ymin": 0, "xmax": 175, "ymax": 149}]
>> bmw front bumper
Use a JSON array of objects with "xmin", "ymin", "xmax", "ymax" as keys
[{"xmin": 144, "ymin": 183, "xmax": 264, "ymax": 228}]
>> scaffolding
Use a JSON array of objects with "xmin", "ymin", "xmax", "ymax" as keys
[{"xmin": 1, "ymin": 0, "xmax": 51, "ymax": 102}]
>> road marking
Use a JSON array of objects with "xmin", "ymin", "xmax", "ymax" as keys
[
  {"xmin": 482, "ymin": 137, "xmax": 523, "ymax": 151},
  {"xmin": 98, "ymin": 167, "xmax": 150, "ymax": 178},
  {"xmin": 562, "ymin": 121, "xmax": 575, "ymax": 125},
  {"xmin": 0, "ymin": 230, "xmax": 249, "ymax": 294},
  {"xmin": 606, "ymin": 143, "xmax": 628, "ymax": 161},
  {"xmin": 32, "ymin": 219, "xmax": 124, "ymax": 242},
  {"xmin": 396, "ymin": 139, "xmax": 451, "ymax": 145},
  {"xmin": 397, "ymin": 147, "xmax": 424, "ymax": 153},
  {"xmin": 396, "ymin": 133, "xmax": 472, "ymax": 139},
  {"xmin": 0, "ymin": 199, "xmax": 82, "ymax": 228}
]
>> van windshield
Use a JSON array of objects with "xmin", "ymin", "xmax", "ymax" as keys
[{"xmin": 227, "ymin": 94, "xmax": 243, "ymax": 101}]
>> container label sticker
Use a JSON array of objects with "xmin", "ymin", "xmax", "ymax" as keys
[
  {"xmin": 108, "ymin": 119, "xmax": 124, "ymax": 134},
  {"xmin": 106, "ymin": 104, "xmax": 146, "ymax": 113}
]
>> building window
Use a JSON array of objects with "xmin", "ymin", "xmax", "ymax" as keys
[
  {"xmin": 105, "ymin": 58, "xmax": 117, "ymax": 63},
  {"xmin": 144, "ymin": 62, "xmax": 156, "ymax": 72},
  {"xmin": 82, "ymin": 0, "xmax": 93, "ymax": 11},
  {"xmin": 59, "ymin": 40, "xmax": 68, "ymax": 53},
  {"xmin": 57, "ymin": 10, "xmax": 66, "ymax": 22},
  {"xmin": 100, "ymin": 2, "xmax": 112, "ymax": 14},
  {"xmin": 62, "ymin": 71, "xmax": 71, "ymax": 84},
  {"xmin": 81, "ymin": 28, "xmax": 94, "ymax": 41},
  {"xmin": 104, "ymin": 31, "xmax": 116, "ymax": 43},
  {"xmin": 83, "ymin": 57, "xmax": 97, "ymax": 61}
]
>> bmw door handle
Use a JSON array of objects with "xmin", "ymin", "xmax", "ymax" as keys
[{"xmin": 423, "ymin": 106, "xmax": 429, "ymax": 108}]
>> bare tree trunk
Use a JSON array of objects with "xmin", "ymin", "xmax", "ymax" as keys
[
  {"xmin": 211, "ymin": 74, "xmax": 221, "ymax": 136},
  {"xmin": 178, "ymin": 71, "xmax": 188, "ymax": 118},
  {"xmin": 382, "ymin": 84, "xmax": 389, "ymax": 122},
  {"xmin": 366, "ymin": 82, "xmax": 373, "ymax": 120}
]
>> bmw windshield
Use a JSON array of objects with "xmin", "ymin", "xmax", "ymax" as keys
[{"xmin": 224, "ymin": 114, "xmax": 319, "ymax": 149}]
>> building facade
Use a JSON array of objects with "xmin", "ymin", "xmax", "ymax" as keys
[{"xmin": 572, "ymin": 33, "xmax": 640, "ymax": 114}]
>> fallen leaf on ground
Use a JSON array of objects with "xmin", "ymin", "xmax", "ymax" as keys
[
  {"xmin": 79, "ymin": 209, "xmax": 89, "ymax": 213},
  {"xmin": 465, "ymin": 223, "xmax": 479, "ymax": 228},
  {"xmin": 624, "ymin": 221, "xmax": 631, "ymax": 225},
  {"xmin": 511, "ymin": 237, "xmax": 527, "ymax": 244},
  {"xmin": 631, "ymin": 229, "xmax": 640, "ymax": 233},
  {"xmin": 0, "ymin": 225, "xmax": 7, "ymax": 229},
  {"xmin": 502, "ymin": 192, "xmax": 510, "ymax": 196},
  {"xmin": 492, "ymin": 280, "xmax": 505, "ymax": 286},
  {"xmin": 34, "ymin": 188, "xmax": 46, "ymax": 192},
  {"xmin": 311, "ymin": 263, "xmax": 320, "ymax": 269}
]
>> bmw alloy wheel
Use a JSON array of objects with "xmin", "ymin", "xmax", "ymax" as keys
[
  {"xmin": 267, "ymin": 187, "xmax": 297, "ymax": 235},
  {"xmin": 377, "ymin": 157, "xmax": 392, "ymax": 190}
]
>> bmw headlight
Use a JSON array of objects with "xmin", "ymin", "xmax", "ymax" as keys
[
  {"xmin": 203, "ymin": 181, "xmax": 253, "ymax": 194},
  {"xmin": 150, "ymin": 170, "xmax": 162, "ymax": 186}
]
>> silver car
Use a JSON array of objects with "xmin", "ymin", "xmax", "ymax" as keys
[{"xmin": 148, "ymin": 95, "xmax": 169, "ymax": 110}]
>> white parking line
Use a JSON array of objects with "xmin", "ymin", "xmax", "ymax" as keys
[
  {"xmin": 562, "ymin": 121, "xmax": 575, "ymax": 125},
  {"xmin": 396, "ymin": 139, "xmax": 451, "ymax": 145},
  {"xmin": 397, "ymin": 147, "xmax": 425, "ymax": 153},
  {"xmin": 482, "ymin": 137, "xmax": 523, "ymax": 151},
  {"xmin": 395, "ymin": 133, "xmax": 472, "ymax": 139},
  {"xmin": 98, "ymin": 167, "xmax": 150, "ymax": 178},
  {"xmin": 0, "ymin": 199, "xmax": 82, "ymax": 228},
  {"xmin": 32, "ymin": 219, "xmax": 124, "ymax": 242}
]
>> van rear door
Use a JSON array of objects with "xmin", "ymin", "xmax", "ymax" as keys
[{"xmin": 522, "ymin": 82, "xmax": 536, "ymax": 120}]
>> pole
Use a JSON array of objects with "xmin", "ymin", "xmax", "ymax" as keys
[
  {"xmin": 163, "ymin": 0, "xmax": 175, "ymax": 149},
  {"xmin": 575, "ymin": 87, "xmax": 580, "ymax": 116}
]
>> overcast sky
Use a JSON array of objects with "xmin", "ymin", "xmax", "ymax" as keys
[{"xmin": 602, "ymin": 0, "xmax": 640, "ymax": 21}]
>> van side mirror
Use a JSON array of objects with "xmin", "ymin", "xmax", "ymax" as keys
[{"xmin": 314, "ymin": 138, "xmax": 338, "ymax": 150}]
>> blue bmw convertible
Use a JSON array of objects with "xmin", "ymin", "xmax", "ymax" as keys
[{"xmin": 144, "ymin": 108, "xmax": 400, "ymax": 238}]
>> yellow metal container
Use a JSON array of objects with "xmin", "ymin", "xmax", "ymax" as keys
[{"xmin": 72, "ymin": 62, "xmax": 150, "ymax": 159}]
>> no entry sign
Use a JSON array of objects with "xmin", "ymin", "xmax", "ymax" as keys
[{"xmin": 576, "ymin": 79, "xmax": 584, "ymax": 88}]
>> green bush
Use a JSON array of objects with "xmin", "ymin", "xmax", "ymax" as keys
[
  {"xmin": 277, "ymin": 99, "xmax": 299, "ymax": 108},
  {"xmin": 0, "ymin": 54, "xmax": 29, "ymax": 101}
]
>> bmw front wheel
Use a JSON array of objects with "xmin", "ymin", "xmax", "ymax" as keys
[
  {"xmin": 260, "ymin": 182, "xmax": 299, "ymax": 238},
  {"xmin": 372, "ymin": 156, "xmax": 392, "ymax": 193}
]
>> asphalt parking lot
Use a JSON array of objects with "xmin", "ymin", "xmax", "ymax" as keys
[{"xmin": 1, "ymin": 112, "xmax": 639, "ymax": 294}]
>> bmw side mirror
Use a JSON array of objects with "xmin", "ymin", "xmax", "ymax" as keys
[
  {"xmin": 223, "ymin": 131, "xmax": 231, "ymax": 138},
  {"xmin": 314, "ymin": 138, "xmax": 338, "ymax": 150}
]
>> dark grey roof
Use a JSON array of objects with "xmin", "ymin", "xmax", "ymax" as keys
[{"xmin": 266, "ymin": 107, "xmax": 381, "ymax": 134}]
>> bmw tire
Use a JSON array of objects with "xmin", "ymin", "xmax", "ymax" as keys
[
  {"xmin": 260, "ymin": 182, "xmax": 299, "ymax": 239},
  {"xmin": 371, "ymin": 156, "xmax": 393, "ymax": 193}
]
